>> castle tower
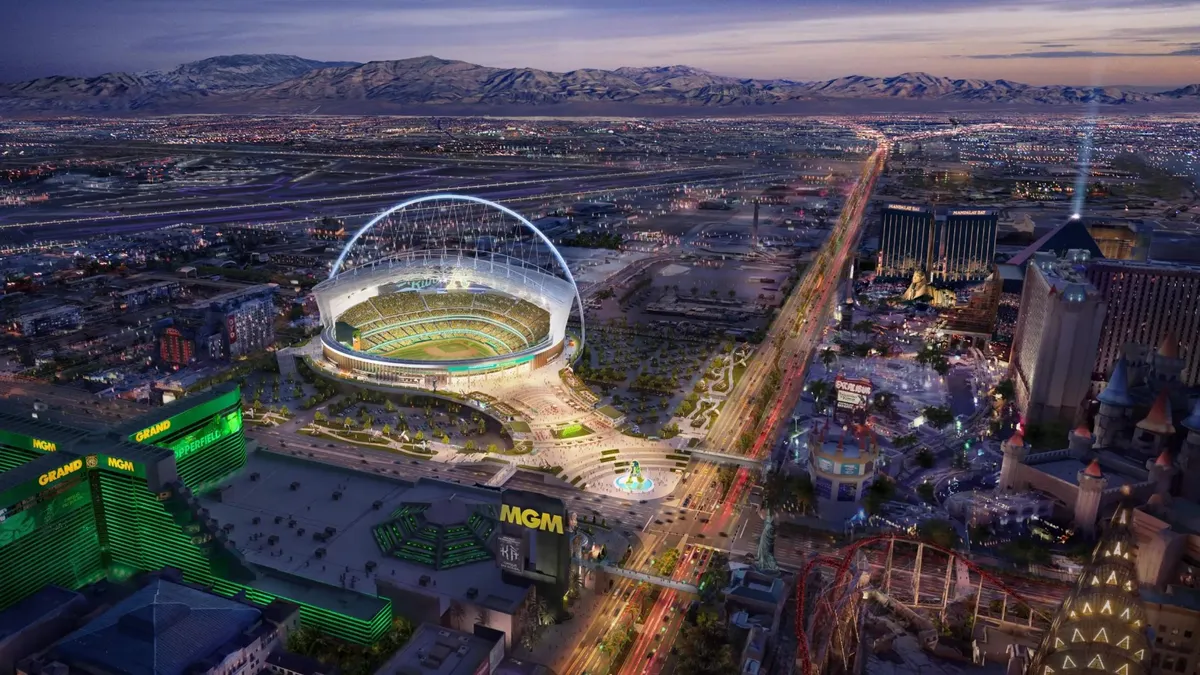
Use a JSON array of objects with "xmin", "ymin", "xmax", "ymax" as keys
[
  {"xmin": 1094, "ymin": 357, "xmax": 1134, "ymax": 449},
  {"xmin": 1151, "ymin": 330, "xmax": 1185, "ymax": 386},
  {"xmin": 1074, "ymin": 459, "xmax": 1107, "ymax": 536},
  {"xmin": 1145, "ymin": 448, "xmax": 1176, "ymax": 499},
  {"xmin": 1133, "ymin": 389, "xmax": 1175, "ymax": 458},
  {"xmin": 999, "ymin": 431, "xmax": 1028, "ymax": 492},
  {"xmin": 1068, "ymin": 424, "xmax": 1094, "ymax": 455},
  {"xmin": 1178, "ymin": 399, "xmax": 1200, "ymax": 501}
]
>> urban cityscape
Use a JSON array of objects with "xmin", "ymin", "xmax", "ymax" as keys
[{"xmin": 1, "ymin": 4, "xmax": 1199, "ymax": 675}]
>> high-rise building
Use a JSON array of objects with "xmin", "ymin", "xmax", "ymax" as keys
[
  {"xmin": 1026, "ymin": 503, "xmax": 1148, "ymax": 675},
  {"xmin": 170, "ymin": 285, "xmax": 278, "ymax": 363},
  {"xmin": 155, "ymin": 321, "xmax": 198, "ymax": 368},
  {"xmin": 1085, "ymin": 260, "xmax": 1200, "ymax": 387},
  {"xmin": 930, "ymin": 209, "xmax": 998, "ymax": 282},
  {"xmin": 0, "ymin": 385, "xmax": 392, "ymax": 645},
  {"xmin": 877, "ymin": 205, "xmax": 997, "ymax": 283},
  {"xmin": 1010, "ymin": 252, "xmax": 1108, "ymax": 425},
  {"xmin": 877, "ymin": 204, "xmax": 934, "ymax": 280}
]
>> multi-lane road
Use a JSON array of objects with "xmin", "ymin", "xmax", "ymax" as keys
[{"xmin": 704, "ymin": 140, "xmax": 889, "ymax": 460}]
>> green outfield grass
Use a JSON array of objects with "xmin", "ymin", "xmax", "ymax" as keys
[{"xmin": 382, "ymin": 337, "xmax": 499, "ymax": 361}]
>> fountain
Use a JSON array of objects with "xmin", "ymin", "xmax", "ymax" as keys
[{"xmin": 613, "ymin": 460, "xmax": 654, "ymax": 494}]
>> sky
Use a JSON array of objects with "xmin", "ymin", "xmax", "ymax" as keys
[{"xmin": 4, "ymin": 0, "xmax": 1200, "ymax": 86}]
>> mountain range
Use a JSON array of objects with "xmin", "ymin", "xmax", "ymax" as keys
[{"xmin": 2, "ymin": 54, "xmax": 1197, "ymax": 114}]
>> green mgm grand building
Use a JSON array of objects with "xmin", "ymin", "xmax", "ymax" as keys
[{"xmin": 0, "ymin": 384, "xmax": 391, "ymax": 644}]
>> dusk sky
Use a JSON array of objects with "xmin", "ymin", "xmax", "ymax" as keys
[{"xmin": 6, "ymin": 0, "xmax": 1200, "ymax": 86}]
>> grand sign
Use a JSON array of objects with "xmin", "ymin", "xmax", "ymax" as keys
[
  {"xmin": 499, "ymin": 504, "xmax": 564, "ymax": 535},
  {"xmin": 134, "ymin": 420, "xmax": 171, "ymax": 443},
  {"xmin": 38, "ymin": 458, "xmax": 83, "ymax": 486}
]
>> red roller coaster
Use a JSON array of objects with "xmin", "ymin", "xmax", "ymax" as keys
[{"xmin": 795, "ymin": 534, "xmax": 1061, "ymax": 675}]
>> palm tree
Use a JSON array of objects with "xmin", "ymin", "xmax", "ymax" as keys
[
  {"xmin": 447, "ymin": 600, "xmax": 466, "ymax": 630},
  {"xmin": 819, "ymin": 348, "xmax": 837, "ymax": 371},
  {"xmin": 727, "ymin": 289, "xmax": 736, "ymax": 299},
  {"xmin": 808, "ymin": 379, "xmax": 830, "ymax": 411},
  {"xmin": 487, "ymin": 443, "xmax": 498, "ymax": 454}
]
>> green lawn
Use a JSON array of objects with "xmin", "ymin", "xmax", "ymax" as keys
[{"xmin": 554, "ymin": 423, "xmax": 595, "ymax": 439}]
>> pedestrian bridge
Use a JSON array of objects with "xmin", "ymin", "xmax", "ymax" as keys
[
  {"xmin": 684, "ymin": 449, "xmax": 764, "ymax": 469},
  {"xmin": 574, "ymin": 558, "xmax": 699, "ymax": 594},
  {"xmin": 485, "ymin": 463, "xmax": 517, "ymax": 487}
]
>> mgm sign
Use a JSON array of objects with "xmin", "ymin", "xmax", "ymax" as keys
[{"xmin": 497, "ymin": 489, "xmax": 570, "ymax": 609}]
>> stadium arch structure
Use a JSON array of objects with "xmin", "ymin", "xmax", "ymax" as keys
[{"xmin": 313, "ymin": 194, "xmax": 585, "ymax": 389}]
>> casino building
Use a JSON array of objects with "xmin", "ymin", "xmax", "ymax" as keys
[
  {"xmin": 877, "ymin": 204, "xmax": 998, "ymax": 283},
  {"xmin": 0, "ymin": 385, "xmax": 391, "ymax": 645}
]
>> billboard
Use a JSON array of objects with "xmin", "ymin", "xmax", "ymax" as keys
[
  {"xmin": 497, "ymin": 534, "xmax": 525, "ymax": 574},
  {"xmin": 834, "ymin": 376, "xmax": 872, "ymax": 421}
]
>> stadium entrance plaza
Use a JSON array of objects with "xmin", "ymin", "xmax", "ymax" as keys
[{"xmin": 302, "ymin": 345, "xmax": 686, "ymax": 501}]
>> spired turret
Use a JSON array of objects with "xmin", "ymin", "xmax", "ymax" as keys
[
  {"xmin": 1151, "ymin": 330, "xmax": 1185, "ymax": 386},
  {"xmin": 1075, "ymin": 459, "xmax": 1108, "ymax": 537},
  {"xmin": 1094, "ymin": 357, "xmax": 1134, "ymax": 449},
  {"xmin": 999, "ymin": 431, "xmax": 1029, "ymax": 492},
  {"xmin": 1178, "ymin": 399, "xmax": 1200, "ymax": 501},
  {"xmin": 1133, "ymin": 389, "xmax": 1175, "ymax": 458}
]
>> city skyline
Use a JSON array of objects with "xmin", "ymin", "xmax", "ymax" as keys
[{"xmin": 5, "ymin": 0, "xmax": 1200, "ymax": 86}]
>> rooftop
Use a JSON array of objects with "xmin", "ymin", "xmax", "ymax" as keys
[
  {"xmin": 376, "ymin": 623, "xmax": 499, "ymax": 675},
  {"xmin": 49, "ymin": 578, "xmax": 261, "ymax": 675},
  {"xmin": 0, "ymin": 586, "xmax": 83, "ymax": 642},
  {"xmin": 201, "ymin": 451, "xmax": 528, "ymax": 614}
]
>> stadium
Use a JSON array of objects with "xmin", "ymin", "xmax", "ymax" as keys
[{"xmin": 314, "ymin": 194, "xmax": 584, "ymax": 388}]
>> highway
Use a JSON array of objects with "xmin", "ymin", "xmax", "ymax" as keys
[{"xmin": 0, "ymin": 167, "xmax": 783, "ymax": 232}]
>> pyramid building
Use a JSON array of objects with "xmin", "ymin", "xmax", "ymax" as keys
[{"xmin": 1026, "ymin": 503, "xmax": 1149, "ymax": 675}]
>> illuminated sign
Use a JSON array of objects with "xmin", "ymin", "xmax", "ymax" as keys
[
  {"xmin": 834, "ymin": 376, "xmax": 873, "ymax": 419},
  {"xmin": 500, "ymin": 504, "xmax": 564, "ymax": 534},
  {"xmin": 154, "ymin": 410, "xmax": 241, "ymax": 461},
  {"xmin": 835, "ymin": 378, "xmax": 872, "ymax": 396},
  {"xmin": 840, "ymin": 463, "xmax": 861, "ymax": 476},
  {"xmin": 817, "ymin": 458, "xmax": 835, "ymax": 473},
  {"xmin": 31, "ymin": 439, "xmax": 57, "ymax": 452},
  {"xmin": 226, "ymin": 315, "xmax": 238, "ymax": 344},
  {"xmin": 38, "ymin": 459, "xmax": 83, "ymax": 486},
  {"xmin": 106, "ymin": 456, "xmax": 136, "ymax": 473},
  {"xmin": 949, "ymin": 210, "xmax": 991, "ymax": 216},
  {"xmin": 887, "ymin": 204, "xmax": 926, "ymax": 213},
  {"xmin": 134, "ymin": 420, "xmax": 171, "ymax": 443},
  {"xmin": 497, "ymin": 534, "xmax": 525, "ymax": 574}
]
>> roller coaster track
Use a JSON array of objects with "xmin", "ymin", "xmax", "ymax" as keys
[{"xmin": 795, "ymin": 534, "xmax": 1056, "ymax": 675}]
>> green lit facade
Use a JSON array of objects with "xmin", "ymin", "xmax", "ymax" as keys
[{"xmin": 0, "ymin": 385, "xmax": 391, "ymax": 645}]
